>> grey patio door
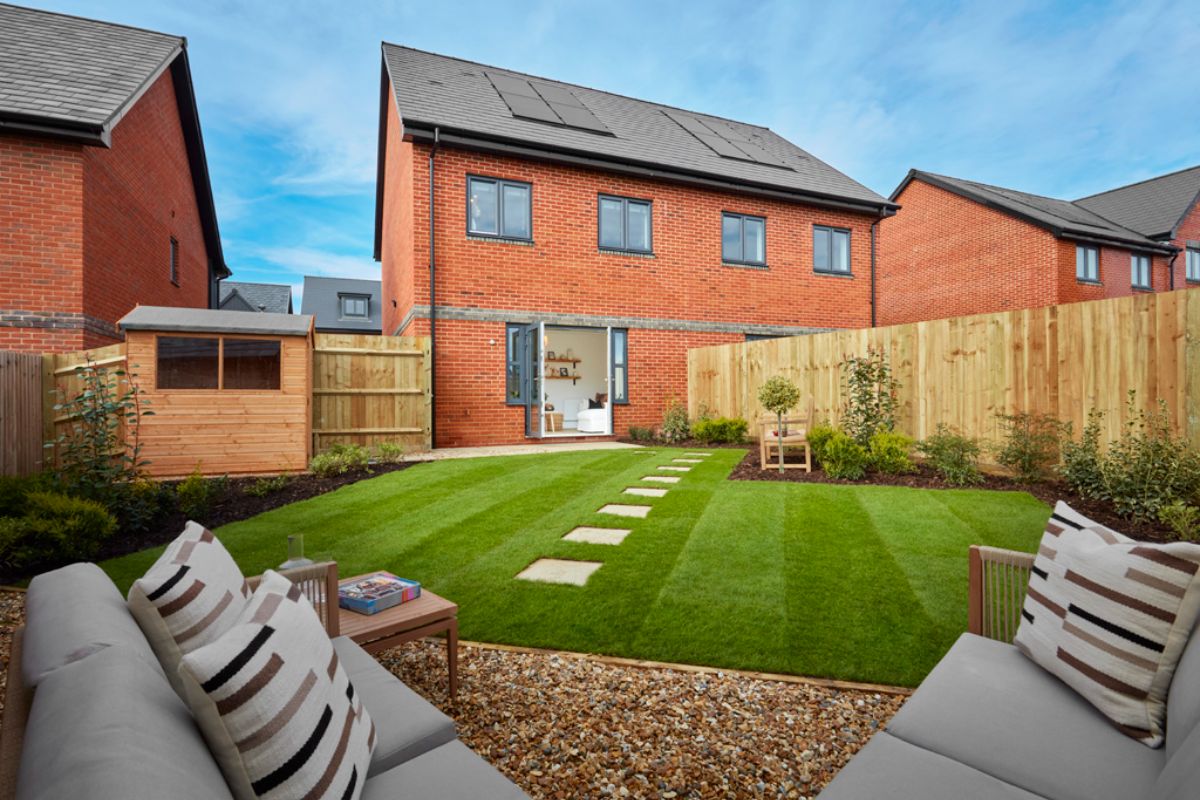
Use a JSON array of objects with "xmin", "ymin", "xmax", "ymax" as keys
[{"xmin": 520, "ymin": 322, "xmax": 542, "ymax": 438}]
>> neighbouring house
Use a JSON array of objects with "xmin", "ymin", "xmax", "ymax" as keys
[
  {"xmin": 374, "ymin": 44, "xmax": 896, "ymax": 447},
  {"xmin": 219, "ymin": 281, "xmax": 294, "ymax": 314},
  {"xmin": 878, "ymin": 170, "xmax": 1183, "ymax": 326},
  {"xmin": 0, "ymin": 3, "xmax": 227, "ymax": 353},
  {"xmin": 300, "ymin": 276, "xmax": 383, "ymax": 334}
]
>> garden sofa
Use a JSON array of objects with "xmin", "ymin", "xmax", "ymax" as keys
[
  {"xmin": 820, "ymin": 546, "xmax": 1199, "ymax": 800},
  {"xmin": 0, "ymin": 561, "xmax": 528, "ymax": 800}
]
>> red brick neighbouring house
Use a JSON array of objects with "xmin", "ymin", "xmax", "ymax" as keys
[
  {"xmin": 0, "ymin": 4, "xmax": 227, "ymax": 353},
  {"xmin": 374, "ymin": 45, "xmax": 896, "ymax": 448},
  {"xmin": 877, "ymin": 170, "xmax": 1186, "ymax": 326}
]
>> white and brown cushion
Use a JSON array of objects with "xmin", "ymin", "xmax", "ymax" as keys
[
  {"xmin": 127, "ymin": 521, "xmax": 251, "ymax": 695},
  {"xmin": 1014, "ymin": 501, "xmax": 1200, "ymax": 747},
  {"xmin": 179, "ymin": 570, "xmax": 375, "ymax": 800}
]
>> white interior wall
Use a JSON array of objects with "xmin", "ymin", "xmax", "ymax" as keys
[{"xmin": 543, "ymin": 327, "xmax": 607, "ymax": 427}]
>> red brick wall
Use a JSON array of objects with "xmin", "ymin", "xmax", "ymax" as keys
[
  {"xmin": 380, "ymin": 91, "xmax": 420, "ymax": 336},
  {"xmin": 82, "ymin": 71, "xmax": 210, "ymax": 346},
  {"xmin": 1054, "ymin": 239, "xmax": 1170, "ymax": 304},
  {"xmin": 0, "ymin": 136, "xmax": 86, "ymax": 352}
]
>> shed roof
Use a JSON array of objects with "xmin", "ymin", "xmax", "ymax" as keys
[
  {"xmin": 300, "ymin": 277, "xmax": 382, "ymax": 333},
  {"xmin": 119, "ymin": 306, "xmax": 312, "ymax": 336},
  {"xmin": 1074, "ymin": 165, "xmax": 1200, "ymax": 240}
]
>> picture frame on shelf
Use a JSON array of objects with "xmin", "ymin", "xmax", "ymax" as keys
[
  {"xmin": 559, "ymin": 367, "xmax": 569, "ymax": 377},
  {"xmin": 546, "ymin": 350, "xmax": 556, "ymax": 360}
]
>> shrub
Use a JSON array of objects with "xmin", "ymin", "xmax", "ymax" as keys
[
  {"xmin": 113, "ymin": 477, "xmax": 166, "ymax": 535},
  {"xmin": 1060, "ymin": 409, "xmax": 1106, "ymax": 499},
  {"xmin": 691, "ymin": 417, "xmax": 748, "ymax": 444},
  {"xmin": 246, "ymin": 475, "xmax": 289, "ymax": 498},
  {"xmin": 628, "ymin": 426, "xmax": 655, "ymax": 443},
  {"xmin": 0, "ymin": 491, "xmax": 116, "ymax": 575},
  {"xmin": 841, "ymin": 350, "xmax": 899, "ymax": 446},
  {"xmin": 0, "ymin": 473, "xmax": 59, "ymax": 518},
  {"xmin": 176, "ymin": 466, "xmax": 211, "ymax": 520},
  {"xmin": 376, "ymin": 442, "xmax": 405, "ymax": 464},
  {"xmin": 807, "ymin": 422, "xmax": 837, "ymax": 465},
  {"xmin": 309, "ymin": 443, "xmax": 371, "ymax": 478},
  {"xmin": 918, "ymin": 425, "xmax": 983, "ymax": 487},
  {"xmin": 868, "ymin": 430, "xmax": 915, "ymax": 475},
  {"xmin": 821, "ymin": 431, "xmax": 870, "ymax": 480},
  {"xmin": 1100, "ymin": 395, "xmax": 1200, "ymax": 522},
  {"xmin": 994, "ymin": 412, "xmax": 1070, "ymax": 484},
  {"xmin": 1160, "ymin": 502, "xmax": 1200, "ymax": 542},
  {"xmin": 660, "ymin": 399, "xmax": 690, "ymax": 444}
]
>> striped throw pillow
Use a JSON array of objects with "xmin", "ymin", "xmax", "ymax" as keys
[
  {"xmin": 127, "ymin": 521, "xmax": 251, "ymax": 696},
  {"xmin": 179, "ymin": 570, "xmax": 375, "ymax": 800},
  {"xmin": 1014, "ymin": 502, "xmax": 1200, "ymax": 747}
]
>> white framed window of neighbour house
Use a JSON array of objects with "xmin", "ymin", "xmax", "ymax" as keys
[
  {"xmin": 1187, "ymin": 246, "xmax": 1200, "ymax": 284},
  {"xmin": 1131, "ymin": 253, "xmax": 1151, "ymax": 290},
  {"xmin": 1076, "ymin": 245, "xmax": 1099, "ymax": 283}
]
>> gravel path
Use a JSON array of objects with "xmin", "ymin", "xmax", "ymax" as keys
[{"xmin": 0, "ymin": 591, "xmax": 906, "ymax": 798}]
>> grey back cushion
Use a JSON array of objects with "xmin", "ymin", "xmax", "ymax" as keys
[
  {"xmin": 22, "ymin": 562, "xmax": 163, "ymax": 686},
  {"xmin": 16, "ymin": 643, "xmax": 233, "ymax": 800},
  {"xmin": 1165, "ymin": 618, "xmax": 1200, "ymax": 761}
]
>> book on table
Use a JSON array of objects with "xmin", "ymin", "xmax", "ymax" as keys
[{"xmin": 338, "ymin": 572, "xmax": 421, "ymax": 615}]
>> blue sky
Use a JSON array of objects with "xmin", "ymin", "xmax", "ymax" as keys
[{"xmin": 31, "ymin": 1, "xmax": 1200, "ymax": 307}]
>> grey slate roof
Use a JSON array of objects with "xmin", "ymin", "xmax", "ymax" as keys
[
  {"xmin": 894, "ymin": 170, "xmax": 1173, "ymax": 252},
  {"xmin": 119, "ymin": 305, "xmax": 312, "ymax": 337},
  {"xmin": 380, "ymin": 44, "xmax": 892, "ymax": 212},
  {"xmin": 218, "ymin": 282, "xmax": 294, "ymax": 315},
  {"xmin": 300, "ymin": 277, "xmax": 382, "ymax": 333},
  {"xmin": 1074, "ymin": 165, "xmax": 1200, "ymax": 240},
  {"xmin": 0, "ymin": 3, "xmax": 181, "ymax": 137}
]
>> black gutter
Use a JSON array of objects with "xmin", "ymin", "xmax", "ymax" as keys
[{"xmin": 428, "ymin": 127, "xmax": 440, "ymax": 448}]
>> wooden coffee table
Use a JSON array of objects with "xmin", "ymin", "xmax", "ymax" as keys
[{"xmin": 337, "ymin": 577, "xmax": 459, "ymax": 698}]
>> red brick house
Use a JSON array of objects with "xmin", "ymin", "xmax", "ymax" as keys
[
  {"xmin": 375, "ymin": 45, "xmax": 896, "ymax": 447},
  {"xmin": 0, "ymin": 4, "xmax": 227, "ymax": 353},
  {"xmin": 878, "ymin": 170, "xmax": 1184, "ymax": 326}
]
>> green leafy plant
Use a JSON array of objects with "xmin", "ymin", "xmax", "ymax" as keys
[
  {"xmin": 1060, "ymin": 409, "xmax": 1106, "ymax": 499},
  {"xmin": 375, "ymin": 442, "xmax": 405, "ymax": 464},
  {"xmin": 917, "ymin": 424, "xmax": 983, "ymax": 487},
  {"xmin": 821, "ymin": 430, "xmax": 869, "ymax": 480},
  {"xmin": 691, "ymin": 417, "xmax": 748, "ymax": 444},
  {"xmin": 841, "ymin": 350, "xmax": 899, "ymax": 446},
  {"xmin": 660, "ymin": 399, "xmax": 691, "ymax": 444},
  {"xmin": 245, "ymin": 475, "xmax": 290, "ymax": 498},
  {"xmin": 1099, "ymin": 394, "xmax": 1200, "ymax": 522},
  {"xmin": 176, "ymin": 466, "xmax": 212, "ymax": 520},
  {"xmin": 868, "ymin": 430, "xmax": 916, "ymax": 475},
  {"xmin": 309, "ymin": 443, "xmax": 371, "ymax": 478},
  {"xmin": 0, "ymin": 491, "xmax": 116, "ymax": 575},
  {"xmin": 994, "ymin": 411, "xmax": 1070, "ymax": 484},
  {"xmin": 0, "ymin": 473, "xmax": 60, "ymax": 518},
  {"xmin": 758, "ymin": 376, "xmax": 801, "ymax": 472},
  {"xmin": 628, "ymin": 426, "xmax": 655, "ymax": 443},
  {"xmin": 807, "ymin": 422, "xmax": 837, "ymax": 465},
  {"xmin": 1159, "ymin": 502, "xmax": 1200, "ymax": 542}
]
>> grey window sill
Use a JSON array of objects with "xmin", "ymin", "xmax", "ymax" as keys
[
  {"xmin": 1132, "ymin": 285, "xmax": 1154, "ymax": 292},
  {"xmin": 599, "ymin": 248, "xmax": 655, "ymax": 259},
  {"xmin": 814, "ymin": 269, "xmax": 854, "ymax": 279},
  {"xmin": 1076, "ymin": 279, "xmax": 1102, "ymax": 286},
  {"xmin": 723, "ymin": 262, "xmax": 769, "ymax": 270},
  {"xmin": 468, "ymin": 234, "xmax": 535, "ymax": 246}
]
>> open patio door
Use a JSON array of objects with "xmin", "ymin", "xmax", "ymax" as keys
[{"xmin": 520, "ymin": 321, "xmax": 544, "ymax": 438}]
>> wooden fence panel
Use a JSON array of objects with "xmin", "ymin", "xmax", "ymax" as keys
[
  {"xmin": 41, "ymin": 343, "xmax": 129, "ymax": 471},
  {"xmin": 688, "ymin": 289, "xmax": 1200, "ymax": 454},
  {"xmin": 312, "ymin": 333, "xmax": 431, "ymax": 453},
  {"xmin": 0, "ymin": 352, "xmax": 45, "ymax": 476}
]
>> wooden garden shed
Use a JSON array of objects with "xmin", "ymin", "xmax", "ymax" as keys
[{"xmin": 118, "ymin": 306, "xmax": 313, "ymax": 477}]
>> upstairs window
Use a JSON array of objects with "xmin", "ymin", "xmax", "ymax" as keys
[
  {"xmin": 598, "ymin": 195, "xmax": 652, "ymax": 253},
  {"xmin": 1187, "ymin": 246, "xmax": 1200, "ymax": 283},
  {"xmin": 1076, "ymin": 245, "xmax": 1099, "ymax": 282},
  {"xmin": 1131, "ymin": 253, "xmax": 1151, "ymax": 290},
  {"xmin": 339, "ymin": 293, "xmax": 370, "ymax": 319},
  {"xmin": 468, "ymin": 176, "xmax": 532, "ymax": 240},
  {"xmin": 722, "ymin": 212, "xmax": 766, "ymax": 265},
  {"xmin": 169, "ymin": 237, "xmax": 179, "ymax": 285},
  {"xmin": 814, "ymin": 225, "xmax": 851, "ymax": 274}
]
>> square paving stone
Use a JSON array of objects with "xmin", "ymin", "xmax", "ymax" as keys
[
  {"xmin": 657, "ymin": 466, "xmax": 691, "ymax": 472},
  {"xmin": 624, "ymin": 487, "xmax": 668, "ymax": 497},
  {"xmin": 563, "ymin": 527, "xmax": 630, "ymax": 546},
  {"xmin": 598, "ymin": 503, "xmax": 652, "ymax": 518},
  {"xmin": 673, "ymin": 458, "xmax": 703, "ymax": 463},
  {"xmin": 684, "ymin": 452, "xmax": 712, "ymax": 457},
  {"xmin": 642, "ymin": 475, "xmax": 680, "ymax": 483},
  {"xmin": 515, "ymin": 558, "xmax": 603, "ymax": 586}
]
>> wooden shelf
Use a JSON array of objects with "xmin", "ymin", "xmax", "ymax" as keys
[{"xmin": 545, "ymin": 357, "xmax": 581, "ymax": 364}]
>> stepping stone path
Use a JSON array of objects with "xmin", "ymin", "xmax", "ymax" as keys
[
  {"xmin": 642, "ymin": 475, "xmax": 680, "ymax": 484},
  {"xmin": 624, "ymin": 486, "xmax": 668, "ymax": 498},
  {"xmin": 684, "ymin": 452, "xmax": 711, "ymax": 457},
  {"xmin": 516, "ymin": 558, "xmax": 603, "ymax": 586},
  {"xmin": 598, "ymin": 503, "xmax": 652, "ymax": 518},
  {"xmin": 657, "ymin": 465, "xmax": 690, "ymax": 472},
  {"xmin": 563, "ymin": 527, "xmax": 630, "ymax": 546},
  {"xmin": 673, "ymin": 458, "xmax": 703, "ymax": 463}
]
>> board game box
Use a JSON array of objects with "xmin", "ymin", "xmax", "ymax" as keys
[{"xmin": 338, "ymin": 572, "xmax": 421, "ymax": 615}]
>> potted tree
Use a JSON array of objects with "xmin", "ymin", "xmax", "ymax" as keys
[{"xmin": 758, "ymin": 375, "xmax": 801, "ymax": 473}]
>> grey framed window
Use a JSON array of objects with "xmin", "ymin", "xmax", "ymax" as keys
[
  {"xmin": 1187, "ymin": 246, "xmax": 1200, "ymax": 283},
  {"xmin": 169, "ymin": 237, "xmax": 179, "ymax": 285},
  {"xmin": 468, "ymin": 175, "xmax": 531, "ymax": 240},
  {"xmin": 598, "ymin": 195, "xmax": 652, "ymax": 253},
  {"xmin": 505, "ymin": 324, "xmax": 525, "ymax": 404},
  {"xmin": 1131, "ymin": 253, "xmax": 1151, "ymax": 289},
  {"xmin": 339, "ymin": 293, "xmax": 370, "ymax": 319},
  {"xmin": 1076, "ymin": 245, "xmax": 1099, "ymax": 283},
  {"xmin": 721, "ymin": 212, "xmax": 766, "ymax": 265},
  {"xmin": 610, "ymin": 328, "xmax": 628, "ymax": 404},
  {"xmin": 814, "ymin": 225, "xmax": 851, "ymax": 274}
]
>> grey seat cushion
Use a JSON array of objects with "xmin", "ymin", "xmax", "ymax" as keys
[
  {"xmin": 1164, "ymin": 616, "xmax": 1200, "ymax": 761},
  {"xmin": 22, "ymin": 562, "xmax": 163, "ymax": 686},
  {"xmin": 1155, "ymin": 714, "xmax": 1200, "ymax": 800},
  {"xmin": 332, "ymin": 636, "xmax": 458, "ymax": 776},
  {"xmin": 361, "ymin": 740, "xmax": 528, "ymax": 800},
  {"xmin": 818, "ymin": 731, "xmax": 1043, "ymax": 800},
  {"xmin": 16, "ymin": 643, "xmax": 233, "ymax": 800},
  {"xmin": 887, "ymin": 633, "xmax": 1163, "ymax": 800}
]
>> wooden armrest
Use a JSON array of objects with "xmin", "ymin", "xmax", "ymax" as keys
[
  {"xmin": 246, "ymin": 561, "xmax": 340, "ymax": 637},
  {"xmin": 968, "ymin": 546, "xmax": 1035, "ymax": 643}
]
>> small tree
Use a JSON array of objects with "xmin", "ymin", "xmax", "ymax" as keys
[
  {"xmin": 841, "ymin": 349, "xmax": 899, "ymax": 446},
  {"xmin": 758, "ymin": 375, "xmax": 801, "ymax": 472}
]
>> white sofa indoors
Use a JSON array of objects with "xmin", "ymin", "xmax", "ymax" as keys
[{"xmin": 576, "ymin": 397, "xmax": 609, "ymax": 433}]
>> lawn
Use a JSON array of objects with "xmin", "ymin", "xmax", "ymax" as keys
[{"xmin": 101, "ymin": 448, "xmax": 1049, "ymax": 686}]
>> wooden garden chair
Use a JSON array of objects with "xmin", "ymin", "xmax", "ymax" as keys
[{"xmin": 758, "ymin": 397, "xmax": 815, "ymax": 472}]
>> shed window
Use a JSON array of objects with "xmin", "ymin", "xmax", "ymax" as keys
[
  {"xmin": 340, "ymin": 294, "xmax": 369, "ymax": 319},
  {"xmin": 223, "ymin": 339, "xmax": 281, "ymax": 390},
  {"xmin": 1076, "ymin": 245, "xmax": 1099, "ymax": 282},
  {"xmin": 157, "ymin": 337, "xmax": 218, "ymax": 389},
  {"xmin": 156, "ymin": 336, "xmax": 282, "ymax": 390},
  {"xmin": 814, "ymin": 226, "xmax": 851, "ymax": 274},
  {"xmin": 1187, "ymin": 247, "xmax": 1200, "ymax": 283},
  {"xmin": 1131, "ymin": 253, "xmax": 1151, "ymax": 289},
  {"xmin": 468, "ymin": 176, "xmax": 532, "ymax": 240},
  {"xmin": 722, "ymin": 212, "xmax": 766, "ymax": 265}
]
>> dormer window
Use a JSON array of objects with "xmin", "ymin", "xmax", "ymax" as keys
[{"xmin": 340, "ymin": 293, "xmax": 370, "ymax": 320}]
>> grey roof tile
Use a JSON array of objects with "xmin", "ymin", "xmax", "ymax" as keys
[
  {"xmin": 1074, "ymin": 165, "xmax": 1200, "ymax": 239},
  {"xmin": 300, "ymin": 277, "xmax": 382, "ymax": 333},
  {"xmin": 218, "ymin": 281, "xmax": 294, "ymax": 315},
  {"xmin": 382, "ymin": 44, "xmax": 890, "ymax": 209}
]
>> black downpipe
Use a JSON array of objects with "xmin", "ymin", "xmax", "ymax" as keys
[
  {"xmin": 1168, "ymin": 249, "xmax": 1179, "ymax": 291},
  {"xmin": 429, "ymin": 127, "xmax": 440, "ymax": 447},
  {"xmin": 869, "ymin": 219, "xmax": 879, "ymax": 327}
]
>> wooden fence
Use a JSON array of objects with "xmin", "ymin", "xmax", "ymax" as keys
[
  {"xmin": 311, "ymin": 333, "xmax": 431, "ymax": 453},
  {"xmin": 41, "ymin": 343, "xmax": 130, "ymax": 473},
  {"xmin": 0, "ymin": 352, "xmax": 45, "ymax": 476},
  {"xmin": 688, "ymin": 288, "xmax": 1200, "ymax": 451}
]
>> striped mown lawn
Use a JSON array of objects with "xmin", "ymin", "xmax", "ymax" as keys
[{"xmin": 101, "ymin": 447, "xmax": 1049, "ymax": 686}]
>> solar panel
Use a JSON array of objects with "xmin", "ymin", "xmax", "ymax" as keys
[
  {"xmin": 551, "ymin": 103, "xmax": 610, "ymax": 133},
  {"xmin": 662, "ymin": 110, "xmax": 792, "ymax": 170},
  {"xmin": 530, "ymin": 81, "xmax": 583, "ymax": 107},
  {"xmin": 485, "ymin": 72, "xmax": 612, "ymax": 134}
]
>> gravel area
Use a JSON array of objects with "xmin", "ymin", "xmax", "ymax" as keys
[{"xmin": 0, "ymin": 590, "xmax": 907, "ymax": 798}]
